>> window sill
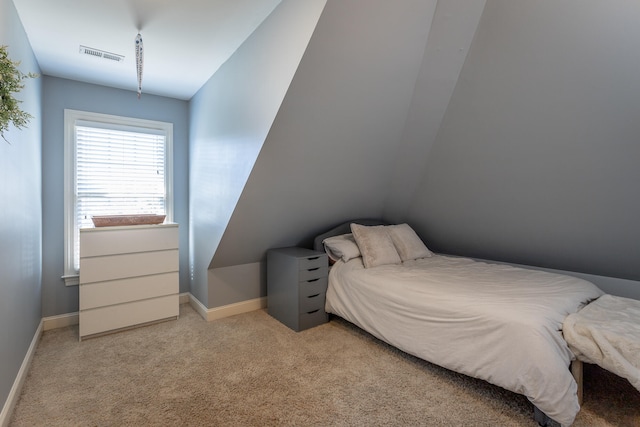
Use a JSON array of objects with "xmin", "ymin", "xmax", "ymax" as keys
[{"xmin": 63, "ymin": 274, "xmax": 79, "ymax": 286}]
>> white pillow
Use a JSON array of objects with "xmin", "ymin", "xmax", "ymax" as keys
[
  {"xmin": 350, "ymin": 223, "xmax": 401, "ymax": 268},
  {"xmin": 322, "ymin": 233, "xmax": 361, "ymax": 263},
  {"xmin": 387, "ymin": 223, "xmax": 432, "ymax": 261}
]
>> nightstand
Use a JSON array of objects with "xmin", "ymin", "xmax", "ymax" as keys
[{"xmin": 267, "ymin": 247, "xmax": 329, "ymax": 331}]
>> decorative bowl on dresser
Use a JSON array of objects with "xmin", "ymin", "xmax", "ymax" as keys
[{"xmin": 91, "ymin": 214, "xmax": 166, "ymax": 227}]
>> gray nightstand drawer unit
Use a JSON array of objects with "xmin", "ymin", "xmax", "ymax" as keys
[{"xmin": 267, "ymin": 247, "xmax": 329, "ymax": 332}]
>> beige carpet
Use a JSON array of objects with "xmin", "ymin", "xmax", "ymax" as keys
[{"xmin": 10, "ymin": 304, "xmax": 640, "ymax": 426}]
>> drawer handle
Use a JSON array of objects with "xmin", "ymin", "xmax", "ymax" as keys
[
  {"xmin": 307, "ymin": 293, "xmax": 320, "ymax": 298},
  {"xmin": 307, "ymin": 309, "xmax": 320, "ymax": 314},
  {"xmin": 308, "ymin": 256, "xmax": 320, "ymax": 260},
  {"xmin": 307, "ymin": 278, "xmax": 319, "ymax": 283},
  {"xmin": 307, "ymin": 267, "xmax": 320, "ymax": 272}
]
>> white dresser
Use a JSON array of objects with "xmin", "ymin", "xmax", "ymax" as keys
[{"xmin": 79, "ymin": 223, "xmax": 179, "ymax": 340}]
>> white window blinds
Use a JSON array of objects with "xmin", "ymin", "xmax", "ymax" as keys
[
  {"xmin": 63, "ymin": 109, "xmax": 173, "ymax": 283},
  {"xmin": 73, "ymin": 125, "xmax": 167, "ymax": 269}
]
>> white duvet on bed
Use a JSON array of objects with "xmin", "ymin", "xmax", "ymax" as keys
[{"xmin": 325, "ymin": 255, "xmax": 604, "ymax": 426}]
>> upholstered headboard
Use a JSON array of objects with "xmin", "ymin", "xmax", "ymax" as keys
[{"xmin": 312, "ymin": 218, "xmax": 389, "ymax": 252}]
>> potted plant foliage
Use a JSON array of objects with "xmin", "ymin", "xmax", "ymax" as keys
[{"xmin": 0, "ymin": 45, "xmax": 37, "ymax": 143}]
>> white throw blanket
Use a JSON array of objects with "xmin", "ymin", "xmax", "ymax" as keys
[{"xmin": 563, "ymin": 294, "xmax": 640, "ymax": 391}]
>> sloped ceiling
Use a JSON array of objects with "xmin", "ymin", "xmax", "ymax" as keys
[
  {"xmin": 211, "ymin": 0, "xmax": 486, "ymax": 269},
  {"xmin": 209, "ymin": 0, "xmax": 439, "ymax": 269},
  {"xmin": 188, "ymin": 0, "xmax": 328, "ymax": 305},
  {"xmin": 12, "ymin": 0, "xmax": 282, "ymax": 100}
]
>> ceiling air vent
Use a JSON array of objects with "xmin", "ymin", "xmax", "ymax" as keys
[{"xmin": 79, "ymin": 45, "xmax": 125, "ymax": 63}]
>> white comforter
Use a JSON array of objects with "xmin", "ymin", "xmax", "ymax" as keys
[
  {"xmin": 563, "ymin": 294, "xmax": 640, "ymax": 392},
  {"xmin": 325, "ymin": 255, "xmax": 603, "ymax": 426}
]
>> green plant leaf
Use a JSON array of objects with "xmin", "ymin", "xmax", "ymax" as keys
[{"xmin": 0, "ymin": 45, "xmax": 38, "ymax": 143}]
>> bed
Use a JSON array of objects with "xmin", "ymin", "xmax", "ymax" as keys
[{"xmin": 313, "ymin": 220, "xmax": 604, "ymax": 426}]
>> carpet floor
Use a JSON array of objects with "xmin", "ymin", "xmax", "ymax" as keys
[{"xmin": 9, "ymin": 304, "xmax": 640, "ymax": 426}]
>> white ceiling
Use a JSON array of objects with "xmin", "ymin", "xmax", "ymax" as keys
[{"xmin": 12, "ymin": 0, "xmax": 282, "ymax": 100}]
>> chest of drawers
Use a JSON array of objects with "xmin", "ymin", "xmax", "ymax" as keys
[
  {"xmin": 79, "ymin": 223, "xmax": 179, "ymax": 340},
  {"xmin": 267, "ymin": 247, "xmax": 328, "ymax": 332}
]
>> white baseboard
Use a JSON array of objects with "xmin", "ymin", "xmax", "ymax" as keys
[
  {"xmin": 43, "ymin": 312, "xmax": 79, "ymax": 331},
  {"xmin": 179, "ymin": 292, "xmax": 190, "ymax": 305},
  {"xmin": 0, "ymin": 320, "xmax": 43, "ymax": 427},
  {"xmin": 187, "ymin": 293, "xmax": 210, "ymax": 319},
  {"xmin": 207, "ymin": 297, "xmax": 267, "ymax": 321},
  {"xmin": 188, "ymin": 294, "xmax": 267, "ymax": 322}
]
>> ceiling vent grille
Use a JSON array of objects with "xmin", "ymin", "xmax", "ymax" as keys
[{"xmin": 79, "ymin": 45, "xmax": 125, "ymax": 62}]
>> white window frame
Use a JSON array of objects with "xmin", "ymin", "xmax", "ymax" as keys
[{"xmin": 63, "ymin": 109, "xmax": 173, "ymax": 286}]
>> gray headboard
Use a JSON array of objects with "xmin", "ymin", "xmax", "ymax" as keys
[{"xmin": 313, "ymin": 218, "xmax": 389, "ymax": 252}]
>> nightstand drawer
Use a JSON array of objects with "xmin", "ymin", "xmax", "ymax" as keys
[
  {"xmin": 299, "ymin": 291, "xmax": 325, "ymax": 313},
  {"xmin": 299, "ymin": 276, "xmax": 328, "ymax": 297},
  {"xmin": 298, "ymin": 309, "xmax": 328, "ymax": 331},
  {"xmin": 299, "ymin": 265, "xmax": 328, "ymax": 282},
  {"xmin": 298, "ymin": 255, "xmax": 326, "ymax": 271}
]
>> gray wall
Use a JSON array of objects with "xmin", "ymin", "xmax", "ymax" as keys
[
  {"xmin": 41, "ymin": 77, "xmax": 189, "ymax": 316},
  {"xmin": 208, "ymin": 0, "xmax": 437, "ymax": 306},
  {"xmin": 0, "ymin": 0, "xmax": 42, "ymax": 412},
  {"xmin": 384, "ymin": 0, "xmax": 486, "ymax": 221},
  {"xmin": 188, "ymin": 0, "xmax": 327, "ymax": 307},
  {"xmin": 208, "ymin": 0, "xmax": 640, "ymax": 303},
  {"xmin": 405, "ymin": 1, "xmax": 640, "ymax": 284}
]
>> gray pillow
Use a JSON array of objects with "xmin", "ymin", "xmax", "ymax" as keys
[
  {"xmin": 387, "ymin": 223, "xmax": 432, "ymax": 261},
  {"xmin": 323, "ymin": 233, "xmax": 361, "ymax": 262},
  {"xmin": 350, "ymin": 223, "xmax": 401, "ymax": 268}
]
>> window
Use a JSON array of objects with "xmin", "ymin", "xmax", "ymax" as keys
[{"xmin": 63, "ymin": 110, "xmax": 173, "ymax": 285}]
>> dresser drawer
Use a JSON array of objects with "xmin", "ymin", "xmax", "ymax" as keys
[
  {"xmin": 80, "ymin": 224, "xmax": 178, "ymax": 257},
  {"xmin": 298, "ymin": 308, "xmax": 328, "ymax": 331},
  {"xmin": 299, "ymin": 276, "xmax": 328, "ymax": 297},
  {"xmin": 80, "ymin": 249, "xmax": 178, "ymax": 284},
  {"xmin": 80, "ymin": 272, "xmax": 178, "ymax": 310},
  {"xmin": 299, "ymin": 265, "xmax": 328, "ymax": 282},
  {"xmin": 299, "ymin": 291, "xmax": 325, "ymax": 313},
  {"xmin": 79, "ymin": 294, "xmax": 179, "ymax": 339},
  {"xmin": 298, "ymin": 255, "xmax": 326, "ymax": 271}
]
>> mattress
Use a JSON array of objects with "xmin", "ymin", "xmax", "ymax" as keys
[{"xmin": 325, "ymin": 255, "xmax": 604, "ymax": 426}]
